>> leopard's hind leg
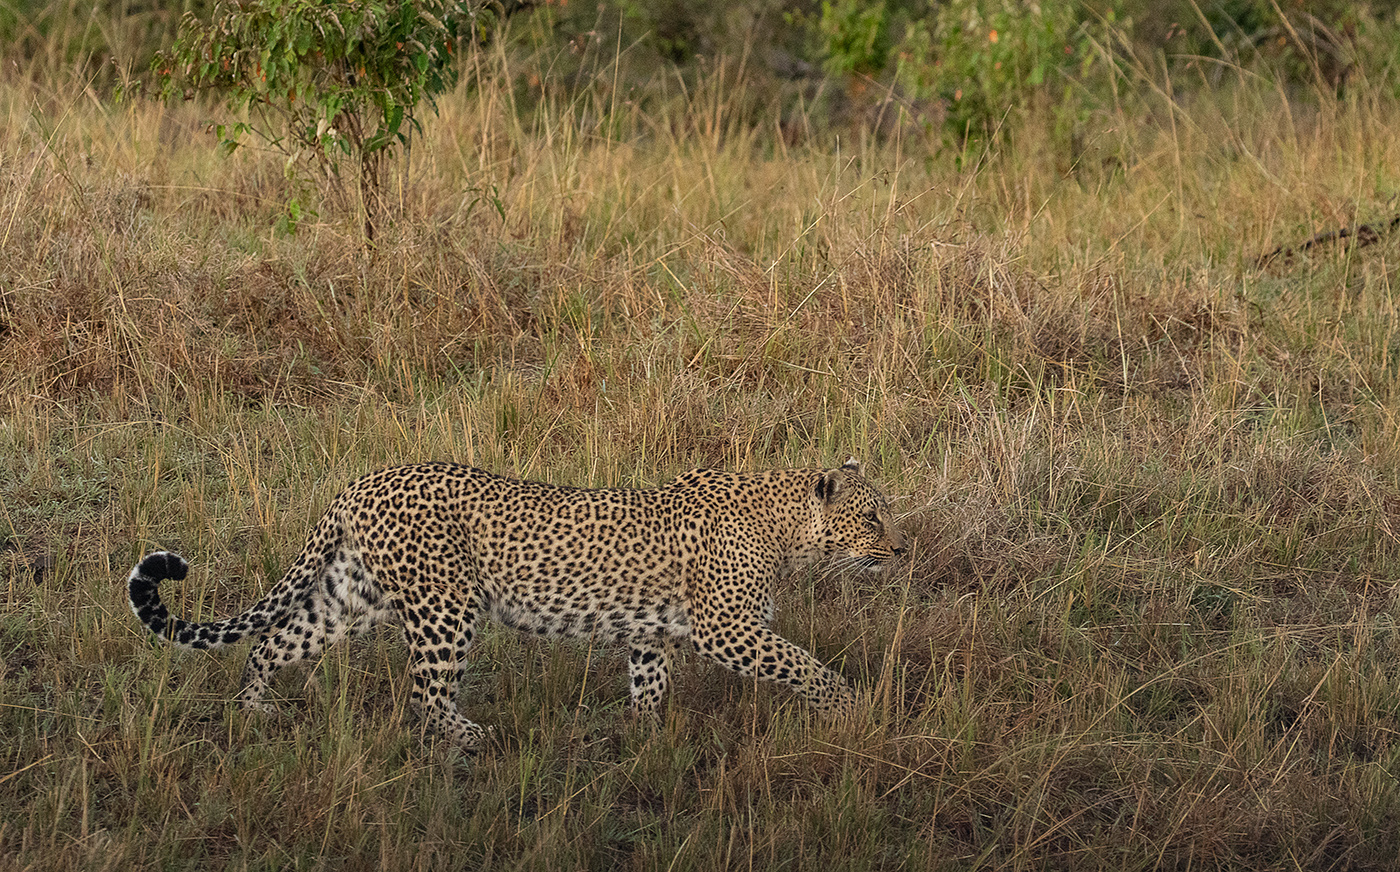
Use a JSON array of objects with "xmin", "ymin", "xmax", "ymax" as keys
[
  {"xmin": 391, "ymin": 581, "xmax": 488, "ymax": 749},
  {"xmin": 236, "ymin": 543, "xmax": 391, "ymax": 713}
]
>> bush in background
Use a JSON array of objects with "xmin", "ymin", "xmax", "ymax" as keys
[{"xmin": 154, "ymin": 0, "xmax": 471, "ymax": 237}]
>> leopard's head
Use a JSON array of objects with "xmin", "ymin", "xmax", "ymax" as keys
[{"xmin": 810, "ymin": 459, "xmax": 905, "ymax": 571}]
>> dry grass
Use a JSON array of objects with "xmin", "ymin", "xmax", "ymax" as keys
[{"xmin": 3, "ymin": 35, "xmax": 1400, "ymax": 872}]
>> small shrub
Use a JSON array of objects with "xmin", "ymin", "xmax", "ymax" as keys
[
  {"xmin": 894, "ymin": 0, "xmax": 1124, "ymax": 149},
  {"xmin": 154, "ymin": 0, "xmax": 472, "ymax": 237},
  {"xmin": 819, "ymin": 0, "xmax": 893, "ymax": 78}
]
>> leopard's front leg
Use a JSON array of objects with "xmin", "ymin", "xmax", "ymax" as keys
[
  {"xmin": 688, "ymin": 615, "xmax": 855, "ymax": 717},
  {"xmin": 628, "ymin": 639, "xmax": 688, "ymax": 716}
]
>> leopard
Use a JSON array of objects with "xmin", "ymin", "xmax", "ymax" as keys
[{"xmin": 127, "ymin": 459, "xmax": 905, "ymax": 748}]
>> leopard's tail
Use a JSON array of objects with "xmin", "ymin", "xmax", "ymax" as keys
[{"xmin": 127, "ymin": 551, "xmax": 272, "ymax": 650}]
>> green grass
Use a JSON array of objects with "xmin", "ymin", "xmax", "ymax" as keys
[{"xmin": 4, "ymin": 31, "xmax": 1400, "ymax": 871}]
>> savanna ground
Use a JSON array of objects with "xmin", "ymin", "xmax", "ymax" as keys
[{"xmin": 4, "ymin": 4, "xmax": 1400, "ymax": 870}]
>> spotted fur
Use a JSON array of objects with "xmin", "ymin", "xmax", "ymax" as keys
[{"xmin": 127, "ymin": 460, "xmax": 905, "ymax": 748}]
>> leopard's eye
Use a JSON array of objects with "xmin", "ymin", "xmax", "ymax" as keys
[{"xmin": 865, "ymin": 510, "xmax": 880, "ymax": 523}]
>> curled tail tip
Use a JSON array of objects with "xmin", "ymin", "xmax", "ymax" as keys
[
  {"xmin": 129, "ymin": 551, "xmax": 188, "ymax": 642},
  {"xmin": 134, "ymin": 551, "xmax": 188, "ymax": 583}
]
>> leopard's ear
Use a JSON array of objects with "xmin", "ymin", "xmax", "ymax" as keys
[
  {"xmin": 816, "ymin": 465, "xmax": 852, "ymax": 503},
  {"xmin": 841, "ymin": 457, "xmax": 863, "ymax": 477}
]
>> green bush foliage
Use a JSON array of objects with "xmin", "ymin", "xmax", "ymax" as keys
[
  {"xmin": 894, "ymin": 0, "xmax": 1123, "ymax": 147},
  {"xmin": 154, "ymin": 0, "xmax": 470, "ymax": 236}
]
